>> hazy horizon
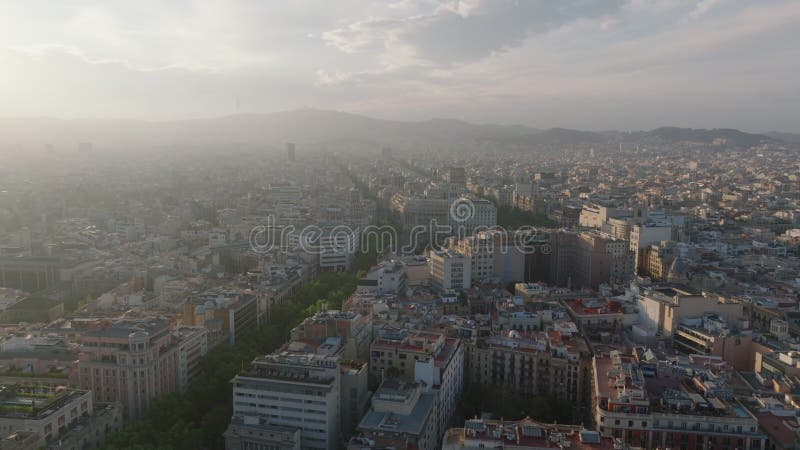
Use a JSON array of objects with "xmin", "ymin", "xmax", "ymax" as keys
[
  {"xmin": 0, "ymin": 107, "xmax": 797, "ymax": 134},
  {"xmin": 2, "ymin": 0, "xmax": 799, "ymax": 131}
]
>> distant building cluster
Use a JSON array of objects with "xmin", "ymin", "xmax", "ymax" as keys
[{"xmin": 1, "ymin": 134, "xmax": 800, "ymax": 449}]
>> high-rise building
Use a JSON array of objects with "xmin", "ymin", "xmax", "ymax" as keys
[{"xmin": 287, "ymin": 142, "xmax": 296, "ymax": 161}]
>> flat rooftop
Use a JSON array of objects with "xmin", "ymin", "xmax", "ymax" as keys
[{"xmin": 0, "ymin": 385, "xmax": 86, "ymax": 420}]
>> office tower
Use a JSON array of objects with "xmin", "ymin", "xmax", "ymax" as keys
[{"xmin": 287, "ymin": 142, "xmax": 296, "ymax": 161}]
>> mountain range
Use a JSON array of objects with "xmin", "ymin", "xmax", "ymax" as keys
[{"xmin": 0, "ymin": 109, "xmax": 788, "ymax": 150}]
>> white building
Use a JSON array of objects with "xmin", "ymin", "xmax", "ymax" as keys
[
  {"xmin": 229, "ymin": 353, "xmax": 341, "ymax": 450},
  {"xmin": 358, "ymin": 261, "xmax": 406, "ymax": 295},
  {"xmin": 451, "ymin": 231, "xmax": 526, "ymax": 284},
  {"xmin": 452, "ymin": 197, "xmax": 497, "ymax": 235},
  {"xmin": 175, "ymin": 326, "xmax": 208, "ymax": 393},
  {"xmin": 301, "ymin": 221, "xmax": 359, "ymax": 272},
  {"xmin": 414, "ymin": 338, "xmax": 465, "ymax": 441},
  {"xmin": 430, "ymin": 250, "xmax": 471, "ymax": 292}
]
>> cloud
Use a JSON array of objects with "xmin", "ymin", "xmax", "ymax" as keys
[
  {"xmin": 323, "ymin": 0, "xmax": 625, "ymax": 64},
  {"xmin": 0, "ymin": 0, "xmax": 798, "ymax": 131},
  {"xmin": 4, "ymin": 44, "xmax": 218, "ymax": 73},
  {"xmin": 689, "ymin": 0, "xmax": 724, "ymax": 19}
]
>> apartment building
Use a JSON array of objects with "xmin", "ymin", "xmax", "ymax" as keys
[
  {"xmin": 349, "ymin": 380, "xmax": 439, "ymax": 450},
  {"xmin": 391, "ymin": 194, "xmax": 450, "ymax": 230},
  {"xmin": 630, "ymin": 222, "xmax": 673, "ymax": 271},
  {"xmin": 182, "ymin": 292, "xmax": 258, "ymax": 345},
  {"xmin": 450, "ymin": 231, "xmax": 525, "ymax": 284},
  {"xmin": 174, "ymin": 326, "xmax": 208, "ymax": 393},
  {"xmin": 549, "ymin": 230, "xmax": 635, "ymax": 289},
  {"xmin": 76, "ymin": 318, "xmax": 179, "ymax": 419},
  {"xmin": 593, "ymin": 352, "xmax": 766, "ymax": 450},
  {"xmin": 465, "ymin": 329, "xmax": 592, "ymax": 405},
  {"xmin": 370, "ymin": 330, "xmax": 447, "ymax": 382},
  {"xmin": 430, "ymin": 250, "xmax": 471, "ymax": 292},
  {"xmin": 636, "ymin": 286, "xmax": 743, "ymax": 339},
  {"xmin": 290, "ymin": 309, "xmax": 373, "ymax": 361},
  {"xmin": 442, "ymin": 417, "xmax": 619, "ymax": 450},
  {"xmin": 451, "ymin": 197, "xmax": 497, "ymax": 236},
  {"xmin": 579, "ymin": 203, "xmax": 619, "ymax": 229}
]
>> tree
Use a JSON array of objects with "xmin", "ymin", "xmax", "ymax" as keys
[{"xmin": 103, "ymin": 272, "xmax": 359, "ymax": 449}]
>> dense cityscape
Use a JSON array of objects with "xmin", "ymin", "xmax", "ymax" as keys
[
  {"xmin": 3, "ymin": 1, "xmax": 800, "ymax": 450},
  {"xmin": 0, "ymin": 123, "xmax": 799, "ymax": 450}
]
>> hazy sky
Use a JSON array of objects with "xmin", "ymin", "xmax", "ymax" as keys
[{"xmin": 1, "ymin": 0, "xmax": 799, "ymax": 131}]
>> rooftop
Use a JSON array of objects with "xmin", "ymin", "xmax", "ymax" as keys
[
  {"xmin": 444, "ymin": 417, "xmax": 620, "ymax": 449},
  {"xmin": 0, "ymin": 384, "xmax": 87, "ymax": 420},
  {"xmin": 358, "ymin": 380, "xmax": 436, "ymax": 436}
]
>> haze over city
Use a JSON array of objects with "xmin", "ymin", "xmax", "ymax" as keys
[{"xmin": 2, "ymin": 2, "xmax": 800, "ymax": 450}]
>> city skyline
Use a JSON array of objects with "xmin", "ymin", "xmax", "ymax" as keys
[{"xmin": 2, "ymin": 2, "xmax": 800, "ymax": 450}]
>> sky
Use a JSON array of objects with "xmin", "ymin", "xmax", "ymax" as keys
[{"xmin": 1, "ymin": 0, "xmax": 799, "ymax": 131}]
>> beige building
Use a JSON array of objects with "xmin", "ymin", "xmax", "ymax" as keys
[
  {"xmin": 450, "ymin": 231, "xmax": 526, "ymax": 284},
  {"xmin": 76, "ymin": 318, "xmax": 180, "ymax": 419},
  {"xmin": 640, "ymin": 241, "xmax": 681, "ymax": 280},
  {"xmin": 550, "ymin": 230, "xmax": 634, "ymax": 289},
  {"xmin": 636, "ymin": 286, "xmax": 743, "ymax": 338}
]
